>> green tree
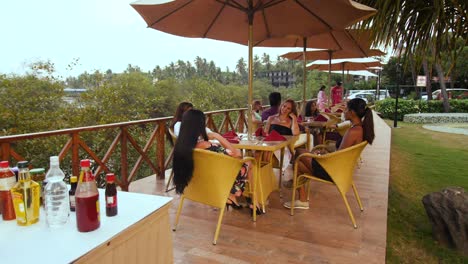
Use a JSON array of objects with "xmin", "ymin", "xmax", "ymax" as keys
[
  {"xmin": 0, "ymin": 75, "xmax": 66, "ymax": 134},
  {"xmin": 261, "ymin": 53, "xmax": 272, "ymax": 71},
  {"xmin": 73, "ymin": 71, "xmax": 159, "ymax": 126},
  {"xmin": 236, "ymin": 57, "xmax": 248, "ymax": 84},
  {"xmin": 357, "ymin": 0, "xmax": 467, "ymax": 112}
]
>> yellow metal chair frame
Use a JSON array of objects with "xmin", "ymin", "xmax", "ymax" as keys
[
  {"xmin": 321, "ymin": 117, "xmax": 340, "ymax": 145},
  {"xmin": 173, "ymin": 149, "xmax": 256, "ymax": 244},
  {"xmin": 165, "ymin": 128, "xmax": 178, "ymax": 192},
  {"xmin": 293, "ymin": 133, "xmax": 309, "ymax": 151},
  {"xmin": 244, "ymin": 149, "xmax": 278, "ymax": 214},
  {"xmin": 290, "ymin": 141, "xmax": 368, "ymax": 228}
]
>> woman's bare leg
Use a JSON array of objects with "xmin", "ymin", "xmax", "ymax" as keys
[
  {"xmin": 296, "ymin": 156, "xmax": 313, "ymax": 202},
  {"xmin": 314, "ymin": 132, "xmax": 323, "ymax": 146}
]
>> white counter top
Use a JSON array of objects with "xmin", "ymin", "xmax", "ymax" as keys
[{"xmin": 0, "ymin": 189, "xmax": 172, "ymax": 264}]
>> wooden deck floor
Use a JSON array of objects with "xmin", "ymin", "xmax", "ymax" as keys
[{"xmin": 130, "ymin": 113, "xmax": 391, "ymax": 264}]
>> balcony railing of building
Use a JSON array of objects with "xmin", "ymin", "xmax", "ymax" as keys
[{"xmin": 0, "ymin": 101, "xmax": 308, "ymax": 191}]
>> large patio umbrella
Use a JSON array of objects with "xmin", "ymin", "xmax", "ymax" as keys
[
  {"xmin": 255, "ymin": 29, "xmax": 384, "ymax": 104},
  {"xmin": 327, "ymin": 70, "xmax": 378, "ymax": 77},
  {"xmin": 130, "ymin": 0, "xmax": 376, "ymax": 137},
  {"xmin": 252, "ymin": 29, "xmax": 379, "ymax": 105},
  {"xmin": 308, "ymin": 60, "xmax": 382, "ymax": 101},
  {"xmin": 281, "ymin": 48, "xmax": 385, "ymax": 61},
  {"xmin": 281, "ymin": 48, "xmax": 384, "ymax": 103},
  {"xmin": 307, "ymin": 60, "xmax": 382, "ymax": 71},
  {"xmin": 308, "ymin": 60, "xmax": 382, "ymax": 89}
]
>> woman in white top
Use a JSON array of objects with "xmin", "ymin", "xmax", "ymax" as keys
[
  {"xmin": 251, "ymin": 100, "xmax": 263, "ymax": 129},
  {"xmin": 171, "ymin": 101, "xmax": 212, "ymax": 137},
  {"xmin": 171, "ymin": 102, "xmax": 193, "ymax": 137}
]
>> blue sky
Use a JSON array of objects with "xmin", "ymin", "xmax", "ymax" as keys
[{"xmin": 1, "ymin": 0, "xmax": 302, "ymax": 78}]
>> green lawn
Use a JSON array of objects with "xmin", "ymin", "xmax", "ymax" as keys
[{"xmin": 386, "ymin": 120, "xmax": 468, "ymax": 263}]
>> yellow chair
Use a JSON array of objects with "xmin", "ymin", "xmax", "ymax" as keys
[
  {"xmin": 173, "ymin": 149, "xmax": 255, "ymax": 244},
  {"xmin": 270, "ymin": 144, "xmax": 294, "ymax": 193},
  {"xmin": 245, "ymin": 159, "xmax": 276, "ymax": 214},
  {"xmin": 321, "ymin": 117, "xmax": 340, "ymax": 145},
  {"xmin": 290, "ymin": 141, "xmax": 368, "ymax": 228},
  {"xmin": 293, "ymin": 133, "xmax": 309, "ymax": 150},
  {"xmin": 165, "ymin": 128, "xmax": 178, "ymax": 192}
]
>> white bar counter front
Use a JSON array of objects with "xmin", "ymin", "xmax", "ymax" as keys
[{"xmin": 0, "ymin": 189, "xmax": 173, "ymax": 264}]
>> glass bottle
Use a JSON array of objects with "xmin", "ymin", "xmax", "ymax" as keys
[
  {"xmin": 10, "ymin": 161, "xmax": 40, "ymax": 226},
  {"xmin": 69, "ymin": 176, "xmax": 78, "ymax": 212},
  {"xmin": 29, "ymin": 168, "xmax": 45, "ymax": 206},
  {"xmin": 44, "ymin": 156, "xmax": 70, "ymax": 228},
  {"xmin": 0, "ymin": 161, "xmax": 16, "ymax": 220},
  {"xmin": 105, "ymin": 173, "xmax": 118, "ymax": 217},
  {"xmin": 75, "ymin": 159, "xmax": 100, "ymax": 232}
]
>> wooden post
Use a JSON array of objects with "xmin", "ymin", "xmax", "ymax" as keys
[
  {"xmin": 121, "ymin": 127, "xmax": 128, "ymax": 191},
  {"xmin": 1, "ymin": 143, "xmax": 10, "ymax": 162},
  {"xmin": 72, "ymin": 133, "xmax": 80, "ymax": 177},
  {"xmin": 238, "ymin": 110, "xmax": 245, "ymax": 132},
  {"xmin": 156, "ymin": 122, "xmax": 165, "ymax": 180}
]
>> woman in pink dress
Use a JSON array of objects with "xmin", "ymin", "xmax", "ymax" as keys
[{"xmin": 317, "ymin": 85, "xmax": 328, "ymax": 111}]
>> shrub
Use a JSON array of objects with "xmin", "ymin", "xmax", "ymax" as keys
[
  {"xmin": 375, "ymin": 99, "xmax": 468, "ymax": 120},
  {"xmin": 449, "ymin": 100, "xmax": 468, "ymax": 112},
  {"xmin": 425, "ymin": 100, "xmax": 444, "ymax": 113},
  {"xmin": 374, "ymin": 99, "xmax": 419, "ymax": 120}
]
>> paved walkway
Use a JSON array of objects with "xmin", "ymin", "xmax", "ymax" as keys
[
  {"xmin": 404, "ymin": 113, "xmax": 468, "ymax": 123},
  {"xmin": 130, "ymin": 112, "xmax": 391, "ymax": 263},
  {"xmin": 423, "ymin": 123, "xmax": 468, "ymax": 136}
]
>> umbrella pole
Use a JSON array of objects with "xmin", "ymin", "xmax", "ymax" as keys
[
  {"xmin": 328, "ymin": 51, "xmax": 332, "ymax": 106},
  {"xmin": 247, "ymin": 23, "xmax": 254, "ymax": 139},
  {"xmin": 342, "ymin": 64, "xmax": 345, "ymax": 100},
  {"xmin": 302, "ymin": 37, "xmax": 307, "ymax": 113}
]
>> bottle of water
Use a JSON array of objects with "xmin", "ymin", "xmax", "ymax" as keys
[{"xmin": 44, "ymin": 156, "xmax": 70, "ymax": 227}]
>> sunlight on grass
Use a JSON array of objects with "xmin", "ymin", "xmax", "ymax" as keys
[{"xmin": 386, "ymin": 120, "xmax": 468, "ymax": 263}]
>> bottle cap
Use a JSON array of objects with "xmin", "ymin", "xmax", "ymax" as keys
[
  {"xmin": 30, "ymin": 168, "xmax": 45, "ymax": 174},
  {"xmin": 17, "ymin": 161, "xmax": 29, "ymax": 169},
  {"xmin": 70, "ymin": 176, "xmax": 78, "ymax": 183},
  {"xmin": 49, "ymin": 156, "xmax": 60, "ymax": 165},
  {"xmin": 106, "ymin": 173, "xmax": 115, "ymax": 182},
  {"xmin": 80, "ymin": 159, "xmax": 91, "ymax": 167},
  {"xmin": 0, "ymin": 161, "xmax": 9, "ymax": 168}
]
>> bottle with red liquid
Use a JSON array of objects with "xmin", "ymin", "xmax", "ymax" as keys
[
  {"xmin": 69, "ymin": 176, "xmax": 78, "ymax": 212},
  {"xmin": 105, "ymin": 173, "xmax": 118, "ymax": 217},
  {"xmin": 0, "ymin": 161, "xmax": 16, "ymax": 221},
  {"xmin": 75, "ymin": 159, "xmax": 100, "ymax": 232}
]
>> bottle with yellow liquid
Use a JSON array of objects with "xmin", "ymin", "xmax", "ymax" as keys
[{"xmin": 10, "ymin": 161, "xmax": 40, "ymax": 226}]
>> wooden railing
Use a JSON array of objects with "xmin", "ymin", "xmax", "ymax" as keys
[
  {"xmin": 0, "ymin": 108, "xmax": 248, "ymax": 191},
  {"xmin": 0, "ymin": 100, "xmax": 308, "ymax": 191}
]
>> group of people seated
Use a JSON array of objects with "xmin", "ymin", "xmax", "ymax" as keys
[
  {"xmin": 171, "ymin": 103, "xmax": 261, "ymax": 215},
  {"xmin": 171, "ymin": 85, "xmax": 375, "ymax": 212}
]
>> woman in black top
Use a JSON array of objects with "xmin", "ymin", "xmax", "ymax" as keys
[{"xmin": 264, "ymin": 99, "xmax": 300, "ymax": 136}]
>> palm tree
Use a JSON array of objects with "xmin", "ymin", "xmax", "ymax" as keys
[
  {"xmin": 356, "ymin": 0, "xmax": 467, "ymax": 112},
  {"xmin": 236, "ymin": 57, "xmax": 248, "ymax": 84}
]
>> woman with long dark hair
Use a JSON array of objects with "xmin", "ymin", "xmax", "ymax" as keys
[
  {"xmin": 284, "ymin": 98, "xmax": 374, "ymax": 209},
  {"xmin": 173, "ymin": 109, "xmax": 254, "ymax": 211},
  {"xmin": 303, "ymin": 100, "xmax": 322, "ymax": 146},
  {"xmin": 304, "ymin": 101, "xmax": 320, "ymax": 118}
]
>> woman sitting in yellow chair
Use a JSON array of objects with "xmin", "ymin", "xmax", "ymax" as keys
[
  {"xmin": 284, "ymin": 98, "xmax": 375, "ymax": 209},
  {"xmin": 173, "ymin": 109, "xmax": 253, "ymax": 211},
  {"xmin": 264, "ymin": 99, "xmax": 300, "ymax": 136}
]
